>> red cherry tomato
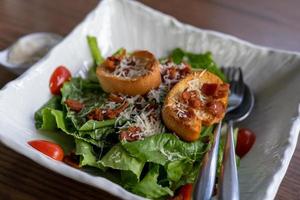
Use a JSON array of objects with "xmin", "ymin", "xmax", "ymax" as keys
[
  {"xmin": 171, "ymin": 184, "xmax": 193, "ymax": 200},
  {"xmin": 49, "ymin": 66, "xmax": 71, "ymax": 95},
  {"xmin": 28, "ymin": 140, "xmax": 64, "ymax": 161},
  {"xmin": 236, "ymin": 128, "xmax": 256, "ymax": 158}
]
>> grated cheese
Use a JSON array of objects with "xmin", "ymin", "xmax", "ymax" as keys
[
  {"xmin": 112, "ymin": 56, "xmax": 150, "ymax": 79},
  {"xmin": 112, "ymin": 92, "xmax": 166, "ymax": 139},
  {"xmin": 160, "ymin": 61, "xmax": 188, "ymax": 89},
  {"xmin": 172, "ymin": 78, "xmax": 208, "ymax": 119},
  {"xmin": 160, "ymin": 148, "xmax": 185, "ymax": 161},
  {"xmin": 100, "ymin": 59, "xmax": 210, "ymax": 140}
]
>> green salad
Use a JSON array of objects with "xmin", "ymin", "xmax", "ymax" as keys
[{"xmin": 34, "ymin": 36, "xmax": 237, "ymax": 199}]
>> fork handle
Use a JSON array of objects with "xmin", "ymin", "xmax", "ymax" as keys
[
  {"xmin": 218, "ymin": 120, "xmax": 239, "ymax": 200},
  {"xmin": 193, "ymin": 122, "xmax": 222, "ymax": 200}
]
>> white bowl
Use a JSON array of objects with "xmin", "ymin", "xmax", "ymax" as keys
[{"xmin": 0, "ymin": 0, "xmax": 299, "ymax": 199}]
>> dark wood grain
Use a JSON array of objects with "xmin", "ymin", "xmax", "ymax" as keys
[{"xmin": 0, "ymin": 0, "xmax": 299, "ymax": 199}]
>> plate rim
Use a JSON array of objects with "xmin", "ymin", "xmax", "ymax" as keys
[{"xmin": 0, "ymin": 0, "xmax": 299, "ymax": 199}]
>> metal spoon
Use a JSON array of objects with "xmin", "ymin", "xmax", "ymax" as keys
[
  {"xmin": 218, "ymin": 84, "xmax": 255, "ymax": 200},
  {"xmin": 0, "ymin": 32, "xmax": 63, "ymax": 75},
  {"xmin": 193, "ymin": 67, "xmax": 245, "ymax": 200}
]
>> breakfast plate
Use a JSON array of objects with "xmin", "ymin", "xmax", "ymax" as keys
[{"xmin": 0, "ymin": 0, "xmax": 300, "ymax": 199}]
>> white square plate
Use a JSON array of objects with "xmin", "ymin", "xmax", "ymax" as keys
[{"xmin": 0, "ymin": 0, "xmax": 300, "ymax": 199}]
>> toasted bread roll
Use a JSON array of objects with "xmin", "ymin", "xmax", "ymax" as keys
[
  {"xmin": 162, "ymin": 70, "xmax": 229, "ymax": 142},
  {"xmin": 97, "ymin": 50, "xmax": 161, "ymax": 96}
]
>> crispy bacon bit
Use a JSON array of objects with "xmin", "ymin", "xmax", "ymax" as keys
[
  {"xmin": 186, "ymin": 107, "xmax": 196, "ymax": 118},
  {"xmin": 146, "ymin": 102, "xmax": 159, "ymax": 111},
  {"xmin": 63, "ymin": 151, "xmax": 80, "ymax": 168},
  {"xmin": 127, "ymin": 59, "xmax": 136, "ymax": 66},
  {"xmin": 65, "ymin": 99, "xmax": 84, "ymax": 112},
  {"xmin": 214, "ymin": 83, "xmax": 230, "ymax": 98},
  {"xmin": 105, "ymin": 56, "xmax": 121, "ymax": 72},
  {"xmin": 180, "ymin": 90, "xmax": 202, "ymax": 109},
  {"xmin": 167, "ymin": 67, "xmax": 177, "ymax": 79},
  {"xmin": 108, "ymin": 94, "xmax": 124, "ymax": 103},
  {"xmin": 122, "ymin": 68, "xmax": 130, "ymax": 76},
  {"xmin": 181, "ymin": 90, "xmax": 198, "ymax": 102},
  {"xmin": 114, "ymin": 101, "xmax": 129, "ymax": 114},
  {"xmin": 178, "ymin": 107, "xmax": 195, "ymax": 120},
  {"xmin": 189, "ymin": 97, "xmax": 202, "ymax": 109},
  {"xmin": 87, "ymin": 101, "xmax": 128, "ymax": 121},
  {"xmin": 105, "ymin": 58, "xmax": 116, "ymax": 71},
  {"xmin": 189, "ymin": 90, "xmax": 198, "ymax": 97},
  {"xmin": 119, "ymin": 126, "xmax": 141, "ymax": 141},
  {"xmin": 87, "ymin": 108, "xmax": 103, "ymax": 121},
  {"xmin": 206, "ymin": 100, "xmax": 225, "ymax": 118},
  {"xmin": 181, "ymin": 90, "xmax": 191, "ymax": 103},
  {"xmin": 105, "ymin": 59, "xmax": 115, "ymax": 71},
  {"xmin": 179, "ymin": 66, "xmax": 191, "ymax": 77},
  {"xmin": 201, "ymin": 83, "xmax": 229, "ymax": 99},
  {"xmin": 146, "ymin": 103, "xmax": 159, "ymax": 120},
  {"xmin": 128, "ymin": 126, "xmax": 142, "ymax": 133},
  {"xmin": 161, "ymin": 63, "xmax": 191, "ymax": 88},
  {"xmin": 201, "ymin": 83, "xmax": 218, "ymax": 96},
  {"xmin": 105, "ymin": 109, "xmax": 117, "ymax": 119}
]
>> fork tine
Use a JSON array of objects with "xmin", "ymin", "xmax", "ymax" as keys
[
  {"xmin": 229, "ymin": 68, "xmax": 236, "ymax": 82},
  {"xmin": 231, "ymin": 81, "xmax": 238, "ymax": 94},
  {"xmin": 234, "ymin": 68, "xmax": 240, "ymax": 81},
  {"xmin": 222, "ymin": 67, "xmax": 243, "ymax": 84},
  {"xmin": 238, "ymin": 68, "xmax": 244, "ymax": 85},
  {"xmin": 233, "ymin": 67, "xmax": 241, "ymax": 82},
  {"xmin": 226, "ymin": 67, "xmax": 232, "ymax": 79},
  {"xmin": 222, "ymin": 67, "xmax": 229, "ymax": 80},
  {"xmin": 236, "ymin": 68, "xmax": 245, "ymax": 95},
  {"xmin": 225, "ymin": 67, "xmax": 233, "ymax": 82}
]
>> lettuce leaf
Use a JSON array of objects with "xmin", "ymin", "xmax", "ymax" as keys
[
  {"xmin": 170, "ymin": 48, "xmax": 226, "ymax": 81},
  {"xmin": 99, "ymin": 144, "xmax": 145, "ymax": 181},
  {"xmin": 34, "ymin": 96, "xmax": 62, "ymax": 130},
  {"xmin": 120, "ymin": 131, "xmax": 212, "ymax": 192},
  {"xmin": 61, "ymin": 78, "xmax": 103, "ymax": 101},
  {"xmin": 75, "ymin": 139, "xmax": 100, "ymax": 168},
  {"xmin": 171, "ymin": 161, "xmax": 200, "ymax": 190},
  {"xmin": 165, "ymin": 159, "xmax": 193, "ymax": 183},
  {"xmin": 61, "ymin": 78, "xmax": 107, "ymax": 129},
  {"xmin": 122, "ymin": 134, "xmax": 206, "ymax": 165},
  {"xmin": 86, "ymin": 35, "xmax": 104, "ymax": 82},
  {"xmin": 53, "ymin": 109, "xmax": 116, "ymax": 148},
  {"xmin": 36, "ymin": 107, "xmax": 113, "ymax": 148},
  {"xmin": 121, "ymin": 170, "xmax": 139, "ymax": 190},
  {"xmin": 79, "ymin": 127, "xmax": 114, "ymax": 140},
  {"xmin": 132, "ymin": 164, "xmax": 173, "ymax": 199},
  {"xmin": 79, "ymin": 119, "xmax": 116, "ymax": 131},
  {"xmin": 87, "ymin": 35, "xmax": 104, "ymax": 66}
]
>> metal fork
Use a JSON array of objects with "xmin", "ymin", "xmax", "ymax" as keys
[
  {"xmin": 224, "ymin": 67, "xmax": 245, "ymax": 113},
  {"xmin": 193, "ymin": 67, "xmax": 245, "ymax": 200}
]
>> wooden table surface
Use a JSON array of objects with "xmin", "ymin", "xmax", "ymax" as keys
[{"xmin": 0, "ymin": 0, "xmax": 299, "ymax": 199}]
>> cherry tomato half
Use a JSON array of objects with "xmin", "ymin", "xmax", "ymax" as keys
[
  {"xmin": 236, "ymin": 128, "xmax": 256, "ymax": 158},
  {"xmin": 28, "ymin": 140, "xmax": 64, "ymax": 161},
  {"xmin": 171, "ymin": 184, "xmax": 193, "ymax": 200},
  {"xmin": 49, "ymin": 66, "xmax": 71, "ymax": 95}
]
